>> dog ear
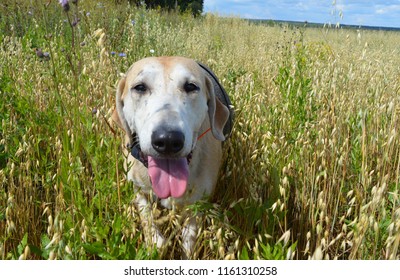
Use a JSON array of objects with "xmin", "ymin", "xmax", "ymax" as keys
[
  {"xmin": 112, "ymin": 106, "xmax": 123, "ymax": 129},
  {"xmin": 112, "ymin": 76, "xmax": 134, "ymax": 138},
  {"xmin": 206, "ymin": 76, "xmax": 230, "ymax": 141}
]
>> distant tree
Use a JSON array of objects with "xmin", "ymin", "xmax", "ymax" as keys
[
  {"xmin": 126, "ymin": 0, "xmax": 203, "ymax": 16},
  {"xmin": 145, "ymin": 1, "xmax": 174, "ymax": 9},
  {"xmin": 179, "ymin": 0, "xmax": 203, "ymax": 16},
  {"xmin": 126, "ymin": 0, "xmax": 142, "ymax": 6}
]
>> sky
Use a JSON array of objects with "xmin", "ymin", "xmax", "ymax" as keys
[{"xmin": 204, "ymin": 0, "xmax": 400, "ymax": 28}]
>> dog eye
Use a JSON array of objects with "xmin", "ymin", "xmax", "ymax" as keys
[
  {"xmin": 183, "ymin": 82, "xmax": 199, "ymax": 93},
  {"xmin": 132, "ymin": 84, "xmax": 147, "ymax": 93}
]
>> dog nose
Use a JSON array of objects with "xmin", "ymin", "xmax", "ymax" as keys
[{"xmin": 151, "ymin": 129, "xmax": 185, "ymax": 155}]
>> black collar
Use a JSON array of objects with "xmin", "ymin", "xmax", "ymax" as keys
[{"xmin": 128, "ymin": 140, "xmax": 148, "ymax": 168}]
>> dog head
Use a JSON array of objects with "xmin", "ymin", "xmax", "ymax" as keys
[{"xmin": 112, "ymin": 56, "xmax": 230, "ymax": 199}]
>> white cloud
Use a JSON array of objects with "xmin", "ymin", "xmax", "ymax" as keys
[
  {"xmin": 375, "ymin": 4, "xmax": 400, "ymax": 15},
  {"xmin": 203, "ymin": 0, "xmax": 400, "ymax": 27}
]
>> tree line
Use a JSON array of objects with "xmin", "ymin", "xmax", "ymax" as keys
[{"xmin": 123, "ymin": 0, "xmax": 204, "ymax": 16}]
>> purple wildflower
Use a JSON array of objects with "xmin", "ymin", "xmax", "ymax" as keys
[
  {"xmin": 110, "ymin": 51, "xmax": 116, "ymax": 56},
  {"xmin": 118, "ymin": 53, "xmax": 127, "ymax": 57},
  {"xmin": 35, "ymin": 48, "xmax": 50, "ymax": 61},
  {"xmin": 72, "ymin": 17, "xmax": 81, "ymax": 27},
  {"xmin": 59, "ymin": 0, "xmax": 70, "ymax": 12}
]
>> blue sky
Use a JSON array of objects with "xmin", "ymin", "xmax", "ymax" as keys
[{"xmin": 204, "ymin": 0, "xmax": 400, "ymax": 28}]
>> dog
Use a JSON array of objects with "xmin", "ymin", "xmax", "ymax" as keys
[{"xmin": 112, "ymin": 56, "xmax": 232, "ymax": 258}]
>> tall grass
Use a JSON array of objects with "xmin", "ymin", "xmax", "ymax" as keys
[{"xmin": 1, "ymin": 0, "xmax": 399, "ymax": 260}]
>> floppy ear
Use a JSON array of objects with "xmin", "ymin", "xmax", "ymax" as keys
[
  {"xmin": 112, "ymin": 76, "xmax": 134, "ymax": 139},
  {"xmin": 111, "ymin": 107, "xmax": 123, "ymax": 130},
  {"xmin": 206, "ymin": 76, "xmax": 230, "ymax": 141}
]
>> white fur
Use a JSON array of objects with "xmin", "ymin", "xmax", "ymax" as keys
[{"xmin": 113, "ymin": 57, "xmax": 229, "ymax": 258}]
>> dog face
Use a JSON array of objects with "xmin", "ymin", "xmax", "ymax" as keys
[{"xmin": 113, "ymin": 57, "xmax": 229, "ymax": 199}]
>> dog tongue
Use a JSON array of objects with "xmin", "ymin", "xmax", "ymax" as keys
[{"xmin": 147, "ymin": 156, "xmax": 189, "ymax": 199}]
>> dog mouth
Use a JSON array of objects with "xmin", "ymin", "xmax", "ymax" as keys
[
  {"xmin": 131, "ymin": 144, "xmax": 192, "ymax": 199},
  {"xmin": 133, "ymin": 148, "xmax": 193, "ymax": 167},
  {"xmin": 147, "ymin": 156, "xmax": 189, "ymax": 199}
]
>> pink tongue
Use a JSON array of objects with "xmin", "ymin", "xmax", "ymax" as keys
[{"xmin": 147, "ymin": 156, "xmax": 189, "ymax": 199}]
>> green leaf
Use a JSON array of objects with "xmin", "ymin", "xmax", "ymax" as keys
[
  {"xmin": 17, "ymin": 233, "xmax": 28, "ymax": 256},
  {"xmin": 82, "ymin": 242, "xmax": 106, "ymax": 255},
  {"xmin": 239, "ymin": 246, "xmax": 249, "ymax": 260}
]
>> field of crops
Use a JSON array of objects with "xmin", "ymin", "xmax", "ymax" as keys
[{"xmin": 1, "ymin": 0, "xmax": 400, "ymax": 259}]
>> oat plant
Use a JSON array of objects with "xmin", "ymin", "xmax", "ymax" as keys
[{"xmin": 1, "ymin": 0, "xmax": 399, "ymax": 260}]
